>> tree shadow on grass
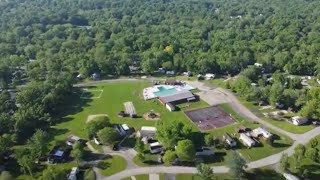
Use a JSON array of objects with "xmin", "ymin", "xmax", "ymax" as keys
[
  {"xmin": 201, "ymin": 152, "xmax": 227, "ymax": 164},
  {"xmin": 54, "ymin": 88, "xmax": 92, "ymax": 123}
]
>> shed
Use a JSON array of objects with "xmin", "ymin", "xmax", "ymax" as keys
[
  {"xmin": 239, "ymin": 133, "xmax": 256, "ymax": 147},
  {"xmin": 165, "ymin": 103, "xmax": 176, "ymax": 112},
  {"xmin": 137, "ymin": 126, "xmax": 157, "ymax": 138},
  {"xmin": 205, "ymin": 73, "xmax": 215, "ymax": 80},
  {"xmin": 291, "ymin": 116, "xmax": 308, "ymax": 126},
  {"xmin": 223, "ymin": 134, "xmax": 237, "ymax": 147}
]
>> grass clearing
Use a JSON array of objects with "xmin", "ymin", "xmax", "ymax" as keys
[
  {"xmin": 52, "ymin": 81, "xmax": 207, "ymax": 142},
  {"xmin": 99, "ymin": 155, "xmax": 127, "ymax": 176},
  {"xmin": 237, "ymin": 96, "xmax": 313, "ymax": 134},
  {"xmin": 261, "ymin": 117, "xmax": 313, "ymax": 134}
]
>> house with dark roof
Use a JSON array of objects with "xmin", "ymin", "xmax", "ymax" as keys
[{"xmin": 159, "ymin": 90, "xmax": 195, "ymax": 104}]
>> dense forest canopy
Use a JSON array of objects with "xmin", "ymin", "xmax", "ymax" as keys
[{"xmin": 0, "ymin": 0, "xmax": 320, "ymax": 81}]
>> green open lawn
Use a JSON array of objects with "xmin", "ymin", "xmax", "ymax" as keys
[
  {"xmin": 261, "ymin": 117, "xmax": 313, "ymax": 134},
  {"xmin": 99, "ymin": 155, "xmax": 127, "ymax": 176},
  {"xmin": 237, "ymin": 96, "xmax": 313, "ymax": 134},
  {"xmin": 52, "ymin": 81, "xmax": 208, "ymax": 142}
]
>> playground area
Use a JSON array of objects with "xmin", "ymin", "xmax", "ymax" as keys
[{"xmin": 185, "ymin": 106, "xmax": 236, "ymax": 131}]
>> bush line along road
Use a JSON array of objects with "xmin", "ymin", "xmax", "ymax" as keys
[{"xmin": 75, "ymin": 79, "xmax": 320, "ymax": 180}]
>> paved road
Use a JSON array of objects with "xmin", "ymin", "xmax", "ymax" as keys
[{"xmin": 76, "ymin": 79, "xmax": 320, "ymax": 179}]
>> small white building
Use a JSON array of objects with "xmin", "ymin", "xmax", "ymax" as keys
[
  {"xmin": 223, "ymin": 134, "xmax": 237, "ymax": 147},
  {"xmin": 205, "ymin": 73, "xmax": 215, "ymax": 80},
  {"xmin": 165, "ymin": 103, "xmax": 176, "ymax": 112},
  {"xmin": 239, "ymin": 133, "xmax": 256, "ymax": 147},
  {"xmin": 283, "ymin": 173, "xmax": 300, "ymax": 180},
  {"xmin": 291, "ymin": 116, "xmax": 308, "ymax": 126},
  {"xmin": 67, "ymin": 167, "xmax": 79, "ymax": 180},
  {"xmin": 252, "ymin": 127, "xmax": 272, "ymax": 139},
  {"xmin": 137, "ymin": 126, "xmax": 157, "ymax": 138},
  {"xmin": 254, "ymin": 63, "xmax": 263, "ymax": 67}
]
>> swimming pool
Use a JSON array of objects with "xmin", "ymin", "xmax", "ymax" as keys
[{"xmin": 154, "ymin": 86, "xmax": 177, "ymax": 97}]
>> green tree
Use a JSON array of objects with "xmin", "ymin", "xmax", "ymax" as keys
[
  {"xmin": 136, "ymin": 153, "xmax": 145, "ymax": 162},
  {"xmin": 72, "ymin": 141, "xmax": 85, "ymax": 165},
  {"xmin": 197, "ymin": 163, "xmax": 214, "ymax": 180},
  {"xmin": 176, "ymin": 140, "xmax": 195, "ymax": 161},
  {"xmin": 227, "ymin": 151, "xmax": 247, "ymax": 180},
  {"xmin": 279, "ymin": 153, "xmax": 290, "ymax": 172},
  {"xmin": 269, "ymin": 82, "xmax": 284, "ymax": 106},
  {"xmin": 40, "ymin": 166, "xmax": 67, "ymax": 180},
  {"xmin": 28, "ymin": 129, "xmax": 48, "ymax": 159},
  {"xmin": 86, "ymin": 116, "xmax": 110, "ymax": 138},
  {"xmin": 134, "ymin": 138, "xmax": 144, "ymax": 154},
  {"xmin": 163, "ymin": 150, "xmax": 176, "ymax": 165},
  {"xmin": 97, "ymin": 127, "xmax": 119, "ymax": 145},
  {"xmin": 156, "ymin": 120, "xmax": 192, "ymax": 149},
  {"xmin": 305, "ymin": 148, "xmax": 318, "ymax": 162},
  {"xmin": 84, "ymin": 168, "xmax": 96, "ymax": 180},
  {"xmin": 204, "ymin": 134, "xmax": 215, "ymax": 147},
  {"xmin": 15, "ymin": 148, "xmax": 36, "ymax": 177}
]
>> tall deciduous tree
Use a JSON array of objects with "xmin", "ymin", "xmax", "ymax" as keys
[
  {"xmin": 28, "ymin": 129, "xmax": 48, "ymax": 159},
  {"xmin": 40, "ymin": 166, "xmax": 67, "ymax": 180},
  {"xmin": 176, "ymin": 140, "xmax": 195, "ymax": 161},
  {"xmin": 97, "ymin": 127, "xmax": 119, "ymax": 145},
  {"xmin": 197, "ymin": 163, "xmax": 214, "ymax": 180},
  {"xmin": 72, "ymin": 141, "xmax": 85, "ymax": 165},
  {"xmin": 227, "ymin": 151, "xmax": 247, "ymax": 180}
]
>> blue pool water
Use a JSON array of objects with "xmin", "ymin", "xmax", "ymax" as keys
[{"xmin": 154, "ymin": 86, "xmax": 177, "ymax": 97}]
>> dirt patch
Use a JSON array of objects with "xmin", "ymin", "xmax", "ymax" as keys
[
  {"xmin": 143, "ymin": 113, "xmax": 161, "ymax": 121},
  {"xmin": 86, "ymin": 114, "xmax": 108, "ymax": 123}
]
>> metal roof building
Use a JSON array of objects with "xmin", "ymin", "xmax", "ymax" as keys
[{"xmin": 159, "ymin": 90, "xmax": 195, "ymax": 104}]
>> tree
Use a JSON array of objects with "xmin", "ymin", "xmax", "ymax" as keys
[
  {"xmin": 0, "ymin": 134, "xmax": 12, "ymax": 155},
  {"xmin": 280, "ymin": 153, "xmax": 290, "ymax": 172},
  {"xmin": 204, "ymin": 134, "xmax": 215, "ymax": 146},
  {"xmin": 15, "ymin": 148, "xmax": 36, "ymax": 177},
  {"xmin": 28, "ymin": 129, "xmax": 48, "ymax": 159},
  {"xmin": 72, "ymin": 141, "xmax": 85, "ymax": 165},
  {"xmin": 176, "ymin": 140, "xmax": 195, "ymax": 161},
  {"xmin": 0, "ymin": 171, "xmax": 13, "ymax": 180},
  {"xmin": 269, "ymin": 82, "xmax": 284, "ymax": 106},
  {"xmin": 97, "ymin": 127, "xmax": 119, "ymax": 145},
  {"xmin": 136, "ymin": 153, "xmax": 145, "ymax": 162},
  {"xmin": 134, "ymin": 138, "xmax": 144, "ymax": 154},
  {"xmin": 86, "ymin": 116, "xmax": 110, "ymax": 138},
  {"xmin": 233, "ymin": 75, "xmax": 251, "ymax": 95},
  {"xmin": 227, "ymin": 151, "xmax": 247, "ymax": 180},
  {"xmin": 156, "ymin": 120, "xmax": 192, "ymax": 149},
  {"xmin": 40, "ymin": 166, "xmax": 67, "ymax": 180},
  {"xmin": 163, "ymin": 150, "xmax": 176, "ymax": 165},
  {"xmin": 197, "ymin": 163, "xmax": 214, "ymax": 180},
  {"xmin": 84, "ymin": 168, "xmax": 96, "ymax": 180},
  {"xmin": 305, "ymin": 148, "xmax": 318, "ymax": 162}
]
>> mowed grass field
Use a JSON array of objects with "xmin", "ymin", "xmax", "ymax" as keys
[
  {"xmin": 51, "ymin": 81, "xmax": 292, "ymax": 165},
  {"xmin": 52, "ymin": 81, "xmax": 208, "ymax": 141}
]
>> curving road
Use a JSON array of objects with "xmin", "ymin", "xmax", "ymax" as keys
[{"xmin": 76, "ymin": 79, "xmax": 320, "ymax": 180}]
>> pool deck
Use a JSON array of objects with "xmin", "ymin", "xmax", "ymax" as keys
[{"xmin": 143, "ymin": 84, "xmax": 195, "ymax": 100}]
